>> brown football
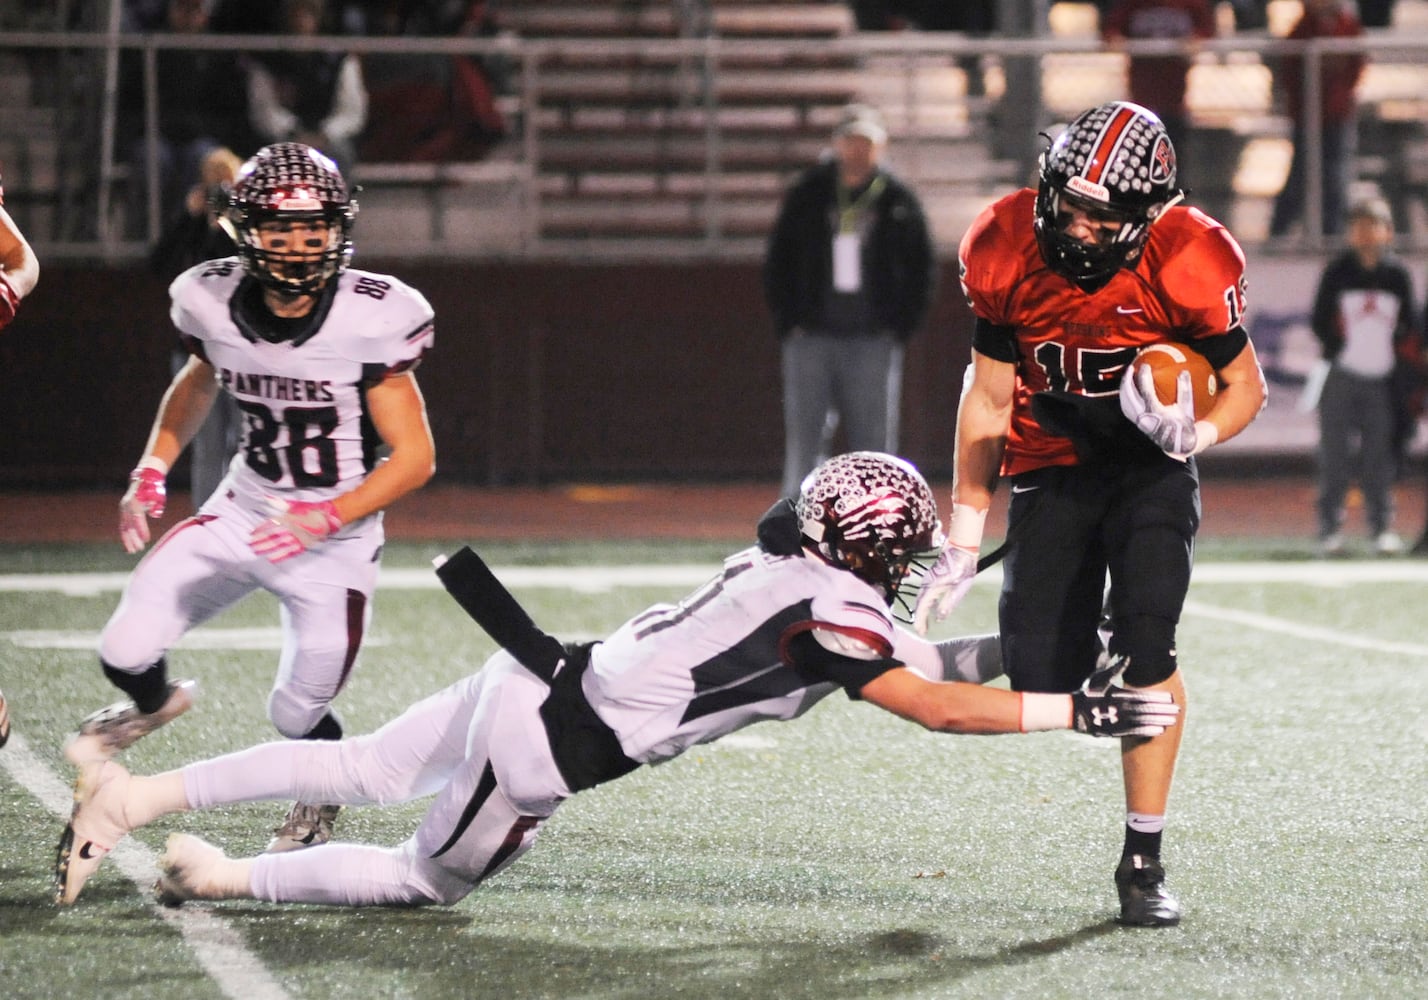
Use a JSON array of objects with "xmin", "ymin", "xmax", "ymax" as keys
[{"xmin": 1130, "ymin": 343, "xmax": 1218, "ymax": 417}]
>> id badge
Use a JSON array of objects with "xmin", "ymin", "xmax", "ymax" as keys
[{"xmin": 833, "ymin": 233, "xmax": 862, "ymax": 292}]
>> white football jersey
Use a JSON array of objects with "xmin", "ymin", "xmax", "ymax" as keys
[
  {"xmin": 588, "ymin": 546, "xmax": 898, "ymax": 764},
  {"xmin": 169, "ymin": 258, "xmax": 435, "ymax": 518}
]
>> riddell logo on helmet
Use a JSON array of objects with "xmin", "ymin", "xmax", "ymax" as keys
[
  {"xmin": 1065, "ymin": 176, "xmax": 1110, "ymax": 203},
  {"xmin": 276, "ymin": 191, "xmax": 323, "ymax": 211}
]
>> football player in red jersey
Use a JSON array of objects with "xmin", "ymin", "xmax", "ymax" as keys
[
  {"xmin": 0, "ymin": 171, "xmax": 41, "ymax": 332},
  {"xmin": 915, "ymin": 101, "xmax": 1267, "ymax": 926}
]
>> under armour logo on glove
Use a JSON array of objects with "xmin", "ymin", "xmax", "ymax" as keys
[
  {"xmin": 249, "ymin": 497, "xmax": 343, "ymax": 563},
  {"xmin": 1070, "ymin": 654, "xmax": 1180, "ymax": 738}
]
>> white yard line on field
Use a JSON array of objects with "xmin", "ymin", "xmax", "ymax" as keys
[
  {"xmin": 7, "ymin": 559, "xmax": 1428, "ymax": 597},
  {"xmin": 1182, "ymin": 599, "xmax": 1428, "ymax": 656},
  {"xmin": 0, "ymin": 733, "xmax": 291, "ymax": 1000}
]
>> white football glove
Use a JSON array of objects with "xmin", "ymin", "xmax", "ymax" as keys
[
  {"xmin": 1118, "ymin": 365, "xmax": 1216, "ymax": 459},
  {"xmin": 912, "ymin": 545, "xmax": 978, "ymax": 635},
  {"xmin": 912, "ymin": 503, "xmax": 987, "ymax": 636}
]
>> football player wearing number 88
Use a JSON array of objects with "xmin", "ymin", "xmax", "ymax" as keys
[
  {"xmin": 915, "ymin": 102, "xmax": 1268, "ymax": 927},
  {"xmin": 66, "ymin": 143, "xmax": 436, "ymax": 856}
]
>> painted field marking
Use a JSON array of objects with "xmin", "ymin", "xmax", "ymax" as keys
[{"xmin": 0, "ymin": 733, "xmax": 291, "ymax": 1000}]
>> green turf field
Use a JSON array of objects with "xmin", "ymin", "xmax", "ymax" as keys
[{"xmin": 1, "ymin": 540, "xmax": 1424, "ymax": 1000}]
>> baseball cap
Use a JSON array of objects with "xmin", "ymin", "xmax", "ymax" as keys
[
  {"xmin": 1349, "ymin": 197, "xmax": 1392, "ymax": 225},
  {"xmin": 835, "ymin": 104, "xmax": 888, "ymax": 144}
]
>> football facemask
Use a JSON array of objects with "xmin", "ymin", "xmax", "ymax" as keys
[
  {"xmin": 225, "ymin": 143, "xmax": 356, "ymax": 296},
  {"xmin": 1034, "ymin": 101, "xmax": 1184, "ymax": 288}
]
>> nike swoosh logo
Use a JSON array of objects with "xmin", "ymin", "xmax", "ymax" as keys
[
  {"xmin": 1116, "ymin": 307, "xmax": 1143, "ymax": 315},
  {"xmin": 79, "ymin": 841, "xmax": 103, "ymax": 860},
  {"xmin": 1010, "ymin": 484, "xmax": 1040, "ymax": 494}
]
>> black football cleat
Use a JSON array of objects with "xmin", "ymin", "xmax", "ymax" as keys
[{"xmin": 1114, "ymin": 853, "xmax": 1181, "ymax": 927}]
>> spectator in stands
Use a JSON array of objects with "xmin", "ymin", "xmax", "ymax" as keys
[
  {"xmin": 147, "ymin": 146, "xmax": 243, "ymax": 509},
  {"xmin": 119, "ymin": 0, "xmax": 250, "ymax": 234},
  {"xmin": 764, "ymin": 103, "xmax": 935, "ymax": 499},
  {"xmin": 0, "ymin": 171, "xmax": 41, "ymax": 334},
  {"xmin": 245, "ymin": 0, "xmax": 368, "ymax": 176},
  {"xmin": 1100, "ymin": 0, "xmax": 1217, "ymax": 162},
  {"xmin": 356, "ymin": 0, "xmax": 509, "ymax": 163},
  {"xmin": 1357, "ymin": 1, "xmax": 1398, "ymax": 29},
  {"xmin": 1310, "ymin": 197, "xmax": 1419, "ymax": 557},
  {"xmin": 1268, "ymin": 0, "xmax": 1365, "ymax": 240}
]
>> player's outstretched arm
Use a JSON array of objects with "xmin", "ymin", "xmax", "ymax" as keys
[{"xmin": 859, "ymin": 660, "xmax": 1178, "ymax": 738}]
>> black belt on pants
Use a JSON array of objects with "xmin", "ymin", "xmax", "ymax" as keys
[{"xmin": 435, "ymin": 546, "xmax": 640, "ymax": 793}]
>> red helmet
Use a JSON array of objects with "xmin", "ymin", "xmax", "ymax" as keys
[{"xmin": 796, "ymin": 452, "xmax": 944, "ymax": 620}]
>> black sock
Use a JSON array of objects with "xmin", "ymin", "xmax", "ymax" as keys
[
  {"xmin": 100, "ymin": 659, "xmax": 169, "ymax": 714},
  {"xmin": 1123, "ymin": 825, "xmax": 1163, "ymax": 860}
]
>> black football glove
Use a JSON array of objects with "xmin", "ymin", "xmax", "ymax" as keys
[{"xmin": 1070, "ymin": 655, "xmax": 1180, "ymax": 738}]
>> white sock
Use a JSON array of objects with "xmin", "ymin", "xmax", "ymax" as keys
[
  {"xmin": 1126, "ymin": 811, "xmax": 1166, "ymax": 834},
  {"xmin": 127, "ymin": 771, "xmax": 191, "ymax": 829}
]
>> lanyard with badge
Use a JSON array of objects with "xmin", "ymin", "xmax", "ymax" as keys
[{"xmin": 832, "ymin": 174, "xmax": 885, "ymax": 293}]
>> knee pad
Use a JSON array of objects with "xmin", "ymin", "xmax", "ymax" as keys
[
  {"xmin": 268, "ymin": 687, "xmax": 337, "ymax": 740},
  {"xmin": 98, "ymin": 619, "xmax": 168, "ymax": 674},
  {"xmin": 1110, "ymin": 614, "xmax": 1179, "ymax": 686}
]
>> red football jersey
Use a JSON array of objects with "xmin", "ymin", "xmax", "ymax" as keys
[{"xmin": 958, "ymin": 188, "xmax": 1247, "ymax": 475}]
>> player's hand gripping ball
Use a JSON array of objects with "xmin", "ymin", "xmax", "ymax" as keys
[{"xmin": 1130, "ymin": 343, "xmax": 1218, "ymax": 418}]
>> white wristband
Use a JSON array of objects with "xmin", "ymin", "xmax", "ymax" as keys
[
  {"xmin": 947, "ymin": 503, "xmax": 988, "ymax": 550},
  {"xmin": 1019, "ymin": 692, "xmax": 1072, "ymax": 733},
  {"xmin": 135, "ymin": 455, "xmax": 170, "ymax": 477},
  {"xmin": 1190, "ymin": 420, "xmax": 1219, "ymax": 455}
]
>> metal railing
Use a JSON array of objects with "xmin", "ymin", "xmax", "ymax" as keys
[{"xmin": 2, "ymin": 28, "xmax": 1427, "ymax": 261}]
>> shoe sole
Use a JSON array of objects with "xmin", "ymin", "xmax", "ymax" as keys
[
  {"xmin": 66, "ymin": 680, "xmax": 198, "ymax": 765},
  {"xmin": 1116, "ymin": 910, "xmax": 1181, "ymax": 927},
  {"xmin": 54, "ymin": 822, "xmax": 111, "ymax": 906}
]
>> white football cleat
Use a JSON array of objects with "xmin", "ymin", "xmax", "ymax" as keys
[
  {"xmin": 54, "ymin": 759, "xmax": 134, "ymax": 905},
  {"xmin": 155, "ymin": 833, "xmax": 232, "ymax": 906},
  {"xmin": 66, "ymin": 679, "xmax": 198, "ymax": 765},
  {"xmin": 266, "ymin": 801, "xmax": 341, "ymax": 853}
]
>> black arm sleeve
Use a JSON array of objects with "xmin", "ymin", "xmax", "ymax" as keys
[
  {"xmin": 1194, "ymin": 325, "xmax": 1251, "ymax": 371},
  {"xmin": 971, "ymin": 316, "xmax": 1019, "ymax": 363}
]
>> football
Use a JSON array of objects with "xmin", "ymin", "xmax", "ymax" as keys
[{"xmin": 1130, "ymin": 342, "xmax": 1218, "ymax": 417}]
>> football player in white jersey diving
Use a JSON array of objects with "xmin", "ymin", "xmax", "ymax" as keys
[
  {"xmin": 59, "ymin": 143, "xmax": 436, "ymax": 861},
  {"xmin": 55, "ymin": 452, "xmax": 1178, "ymax": 910}
]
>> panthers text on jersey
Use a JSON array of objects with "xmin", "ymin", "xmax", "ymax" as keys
[
  {"xmin": 169, "ymin": 257, "xmax": 435, "ymax": 521},
  {"xmin": 588, "ymin": 545, "xmax": 903, "ymax": 764},
  {"xmin": 959, "ymin": 188, "xmax": 1248, "ymax": 476}
]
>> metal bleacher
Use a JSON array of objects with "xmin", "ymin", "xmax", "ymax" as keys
[{"xmin": 5, "ymin": 1, "xmax": 1428, "ymax": 261}]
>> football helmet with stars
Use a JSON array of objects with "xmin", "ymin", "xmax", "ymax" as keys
[
  {"xmin": 796, "ymin": 452, "xmax": 945, "ymax": 620},
  {"xmin": 1034, "ymin": 101, "xmax": 1184, "ymax": 287},
  {"xmin": 223, "ymin": 142, "xmax": 356, "ymax": 296}
]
